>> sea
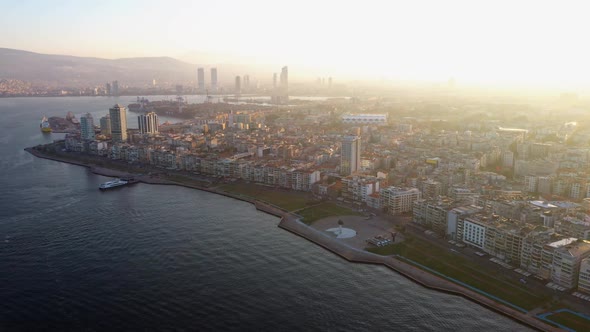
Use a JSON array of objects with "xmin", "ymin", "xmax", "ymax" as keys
[{"xmin": 0, "ymin": 96, "xmax": 530, "ymax": 331}]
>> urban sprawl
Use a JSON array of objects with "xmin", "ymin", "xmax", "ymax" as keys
[{"xmin": 47, "ymin": 70, "xmax": 590, "ymax": 304}]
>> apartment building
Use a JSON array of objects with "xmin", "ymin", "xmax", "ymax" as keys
[
  {"xmin": 380, "ymin": 186, "xmax": 421, "ymax": 215},
  {"xmin": 552, "ymin": 240, "xmax": 590, "ymax": 289}
]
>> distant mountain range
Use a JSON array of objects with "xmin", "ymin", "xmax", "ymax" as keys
[
  {"xmin": 0, "ymin": 48, "xmax": 326, "ymax": 90},
  {"xmin": 0, "ymin": 48, "xmax": 201, "ymax": 87}
]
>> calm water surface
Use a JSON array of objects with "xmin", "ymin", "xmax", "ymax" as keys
[{"xmin": 0, "ymin": 97, "xmax": 530, "ymax": 330}]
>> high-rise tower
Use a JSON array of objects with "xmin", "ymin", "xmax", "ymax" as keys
[
  {"xmin": 340, "ymin": 135, "xmax": 361, "ymax": 175},
  {"xmin": 280, "ymin": 66, "xmax": 288, "ymax": 91},
  {"xmin": 80, "ymin": 113, "xmax": 95, "ymax": 140},
  {"xmin": 100, "ymin": 114, "xmax": 111, "ymax": 136},
  {"xmin": 211, "ymin": 68, "xmax": 218, "ymax": 92},
  {"xmin": 197, "ymin": 68, "xmax": 205, "ymax": 93},
  {"xmin": 235, "ymin": 76, "xmax": 241, "ymax": 95},
  {"xmin": 109, "ymin": 104, "xmax": 128, "ymax": 142},
  {"xmin": 112, "ymin": 80, "xmax": 119, "ymax": 96},
  {"xmin": 138, "ymin": 112, "xmax": 159, "ymax": 135},
  {"xmin": 243, "ymin": 75, "xmax": 250, "ymax": 90}
]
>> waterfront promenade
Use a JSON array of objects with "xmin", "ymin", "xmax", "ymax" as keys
[
  {"xmin": 25, "ymin": 146, "xmax": 563, "ymax": 331},
  {"xmin": 277, "ymin": 216, "xmax": 560, "ymax": 332}
]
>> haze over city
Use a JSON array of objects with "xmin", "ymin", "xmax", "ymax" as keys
[
  {"xmin": 3, "ymin": 0, "xmax": 590, "ymax": 89},
  {"xmin": 4, "ymin": 1, "xmax": 590, "ymax": 331}
]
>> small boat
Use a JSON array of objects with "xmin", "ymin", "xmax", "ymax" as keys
[
  {"xmin": 40, "ymin": 116, "xmax": 52, "ymax": 133},
  {"xmin": 99, "ymin": 178, "xmax": 129, "ymax": 190}
]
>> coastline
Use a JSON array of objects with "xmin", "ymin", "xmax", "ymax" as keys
[{"xmin": 25, "ymin": 147, "xmax": 560, "ymax": 332}]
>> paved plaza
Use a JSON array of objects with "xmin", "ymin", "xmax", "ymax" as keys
[{"xmin": 310, "ymin": 215, "xmax": 403, "ymax": 250}]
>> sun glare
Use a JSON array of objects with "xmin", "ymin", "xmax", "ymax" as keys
[{"xmin": 2, "ymin": 0, "xmax": 590, "ymax": 88}]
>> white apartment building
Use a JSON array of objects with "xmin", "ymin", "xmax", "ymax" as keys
[
  {"xmin": 551, "ymin": 240, "xmax": 590, "ymax": 289},
  {"xmin": 380, "ymin": 186, "xmax": 421, "ymax": 215},
  {"xmin": 341, "ymin": 114, "xmax": 387, "ymax": 125},
  {"xmin": 579, "ymin": 258, "xmax": 590, "ymax": 294},
  {"xmin": 341, "ymin": 176, "xmax": 381, "ymax": 203},
  {"xmin": 461, "ymin": 217, "xmax": 487, "ymax": 249},
  {"xmin": 447, "ymin": 205, "xmax": 483, "ymax": 240}
]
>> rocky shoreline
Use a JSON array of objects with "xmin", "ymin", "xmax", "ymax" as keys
[{"xmin": 25, "ymin": 147, "xmax": 559, "ymax": 332}]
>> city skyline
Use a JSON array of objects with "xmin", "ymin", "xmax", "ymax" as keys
[{"xmin": 3, "ymin": 0, "xmax": 590, "ymax": 88}]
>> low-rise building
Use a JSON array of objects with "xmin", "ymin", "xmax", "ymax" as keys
[
  {"xmin": 447, "ymin": 205, "xmax": 483, "ymax": 240},
  {"xmin": 520, "ymin": 230, "xmax": 559, "ymax": 277},
  {"xmin": 412, "ymin": 197, "xmax": 462, "ymax": 236},
  {"xmin": 341, "ymin": 114, "xmax": 387, "ymax": 125},
  {"xmin": 551, "ymin": 240, "xmax": 590, "ymax": 289},
  {"xmin": 558, "ymin": 216, "xmax": 590, "ymax": 240},
  {"xmin": 341, "ymin": 175, "xmax": 382, "ymax": 204},
  {"xmin": 458, "ymin": 213, "xmax": 534, "ymax": 264}
]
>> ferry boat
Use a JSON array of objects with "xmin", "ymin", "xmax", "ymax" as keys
[
  {"xmin": 99, "ymin": 178, "xmax": 129, "ymax": 190},
  {"xmin": 40, "ymin": 116, "xmax": 52, "ymax": 133}
]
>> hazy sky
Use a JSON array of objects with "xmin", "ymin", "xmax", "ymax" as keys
[{"xmin": 3, "ymin": 0, "xmax": 590, "ymax": 88}]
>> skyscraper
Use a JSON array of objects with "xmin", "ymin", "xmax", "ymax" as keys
[
  {"xmin": 100, "ymin": 114, "xmax": 111, "ymax": 136},
  {"xmin": 211, "ymin": 68, "xmax": 218, "ymax": 92},
  {"xmin": 280, "ymin": 66, "xmax": 288, "ymax": 91},
  {"xmin": 273, "ymin": 73, "xmax": 277, "ymax": 88},
  {"xmin": 80, "ymin": 113, "xmax": 95, "ymax": 140},
  {"xmin": 235, "ymin": 76, "xmax": 241, "ymax": 95},
  {"xmin": 106, "ymin": 82, "xmax": 111, "ymax": 95},
  {"xmin": 109, "ymin": 104, "xmax": 128, "ymax": 142},
  {"xmin": 112, "ymin": 80, "xmax": 119, "ymax": 96},
  {"xmin": 341, "ymin": 135, "xmax": 361, "ymax": 175},
  {"xmin": 197, "ymin": 68, "xmax": 205, "ymax": 92},
  {"xmin": 279, "ymin": 66, "xmax": 289, "ymax": 103},
  {"xmin": 138, "ymin": 112, "xmax": 159, "ymax": 135},
  {"xmin": 243, "ymin": 75, "xmax": 250, "ymax": 90}
]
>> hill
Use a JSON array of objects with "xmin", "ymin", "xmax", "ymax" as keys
[{"xmin": 0, "ymin": 48, "xmax": 198, "ymax": 87}]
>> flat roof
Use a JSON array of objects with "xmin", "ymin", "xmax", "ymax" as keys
[
  {"xmin": 529, "ymin": 201, "xmax": 558, "ymax": 209},
  {"xmin": 548, "ymin": 237, "xmax": 578, "ymax": 248}
]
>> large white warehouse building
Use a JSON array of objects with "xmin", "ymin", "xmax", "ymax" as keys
[{"xmin": 342, "ymin": 114, "xmax": 387, "ymax": 125}]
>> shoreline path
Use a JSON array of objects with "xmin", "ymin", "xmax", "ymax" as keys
[{"xmin": 26, "ymin": 147, "xmax": 560, "ymax": 332}]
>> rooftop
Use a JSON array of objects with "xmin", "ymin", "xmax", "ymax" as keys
[
  {"xmin": 548, "ymin": 237, "xmax": 578, "ymax": 248},
  {"xmin": 530, "ymin": 201, "xmax": 559, "ymax": 209}
]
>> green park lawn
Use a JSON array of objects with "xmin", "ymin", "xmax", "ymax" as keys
[
  {"xmin": 218, "ymin": 182, "xmax": 312, "ymax": 211},
  {"xmin": 545, "ymin": 311, "xmax": 590, "ymax": 332},
  {"xmin": 164, "ymin": 174, "xmax": 210, "ymax": 187},
  {"xmin": 368, "ymin": 238, "xmax": 548, "ymax": 310},
  {"xmin": 297, "ymin": 202, "xmax": 362, "ymax": 224}
]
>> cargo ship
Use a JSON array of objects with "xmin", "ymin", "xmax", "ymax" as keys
[{"xmin": 40, "ymin": 116, "xmax": 52, "ymax": 133}]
